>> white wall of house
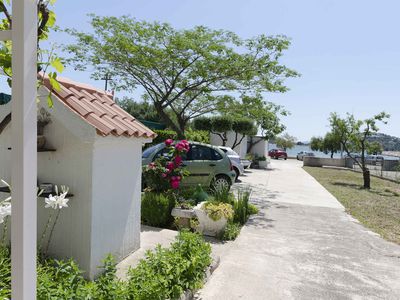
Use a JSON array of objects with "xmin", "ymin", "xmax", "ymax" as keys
[
  {"xmin": 247, "ymin": 136, "xmax": 268, "ymax": 158},
  {"xmin": 90, "ymin": 135, "xmax": 145, "ymax": 278},
  {"xmin": 0, "ymin": 88, "xmax": 149, "ymax": 279},
  {"xmin": 210, "ymin": 131, "xmax": 248, "ymax": 158}
]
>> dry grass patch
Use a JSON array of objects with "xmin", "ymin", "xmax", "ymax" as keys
[{"xmin": 304, "ymin": 167, "xmax": 400, "ymax": 245}]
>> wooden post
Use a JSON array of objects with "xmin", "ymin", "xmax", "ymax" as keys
[{"xmin": 11, "ymin": 0, "xmax": 38, "ymax": 298}]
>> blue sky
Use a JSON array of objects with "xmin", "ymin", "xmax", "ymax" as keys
[{"xmin": 31, "ymin": 0, "xmax": 400, "ymax": 140}]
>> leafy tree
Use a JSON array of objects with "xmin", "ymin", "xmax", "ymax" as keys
[
  {"xmin": 0, "ymin": 0, "xmax": 63, "ymax": 106},
  {"xmin": 310, "ymin": 132, "xmax": 341, "ymax": 158},
  {"xmin": 366, "ymin": 141, "xmax": 383, "ymax": 155},
  {"xmin": 218, "ymin": 94, "xmax": 288, "ymax": 153},
  {"xmin": 65, "ymin": 16, "xmax": 299, "ymax": 138},
  {"xmin": 329, "ymin": 112, "xmax": 390, "ymax": 189},
  {"xmin": 193, "ymin": 116, "xmax": 256, "ymax": 148},
  {"xmin": 275, "ymin": 133, "xmax": 296, "ymax": 150},
  {"xmin": 116, "ymin": 98, "xmax": 160, "ymax": 122}
]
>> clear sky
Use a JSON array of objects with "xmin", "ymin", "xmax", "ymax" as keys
[{"xmin": 40, "ymin": 0, "xmax": 400, "ymax": 141}]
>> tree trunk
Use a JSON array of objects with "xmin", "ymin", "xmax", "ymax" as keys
[
  {"xmin": 363, "ymin": 169, "xmax": 371, "ymax": 189},
  {"xmin": 330, "ymin": 151, "xmax": 334, "ymax": 158},
  {"xmin": 247, "ymin": 137, "xmax": 262, "ymax": 153},
  {"xmin": 154, "ymin": 102, "xmax": 185, "ymax": 139}
]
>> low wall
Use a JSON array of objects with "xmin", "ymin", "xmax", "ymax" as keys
[{"xmin": 303, "ymin": 157, "xmax": 349, "ymax": 168}]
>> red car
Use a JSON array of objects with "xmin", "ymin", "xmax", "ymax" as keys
[{"xmin": 268, "ymin": 149, "xmax": 288, "ymax": 160}]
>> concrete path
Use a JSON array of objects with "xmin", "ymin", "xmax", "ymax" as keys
[{"xmin": 198, "ymin": 159, "xmax": 400, "ymax": 300}]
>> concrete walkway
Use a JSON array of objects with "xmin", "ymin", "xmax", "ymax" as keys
[{"xmin": 198, "ymin": 159, "xmax": 400, "ymax": 300}]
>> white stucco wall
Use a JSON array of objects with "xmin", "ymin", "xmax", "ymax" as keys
[
  {"xmin": 248, "ymin": 136, "xmax": 268, "ymax": 158},
  {"xmin": 90, "ymin": 135, "xmax": 144, "ymax": 278},
  {"xmin": 210, "ymin": 131, "xmax": 248, "ymax": 158},
  {"xmin": 0, "ymin": 88, "xmax": 148, "ymax": 278}
]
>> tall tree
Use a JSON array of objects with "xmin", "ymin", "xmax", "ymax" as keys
[
  {"xmin": 65, "ymin": 16, "xmax": 299, "ymax": 138},
  {"xmin": 275, "ymin": 133, "xmax": 296, "ymax": 150},
  {"xmin": 310, "ymin": 132, "xmax": 341, "ymax": 158},
  {"xmin": 329, "ymin": 112, "xmax": 390, "ymax": 189},
  {"xmin": 116, "ymin": 98, "xmax": 160, "ymax": 123},
  {"xmin": 193, "ymin": 116, "xmax": 256, "ymax": 148},
  {"xmin": 218, "ymin": 94, "xmax": 288, "ymax": 153}
]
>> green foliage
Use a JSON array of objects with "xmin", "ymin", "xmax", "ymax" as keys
[
  {"xmin": 329, "ymin": 112, "xmax": 390, "ymax": 188},
  {"xmin": 367, "ymin": 141, "xmax": 383, "ymax": 155},
  {"xmin": 211, "ymin": 116, "xmax": 234, "ymax": 133},
  {"xmin": 211, "ymin": 186, "xmax": 235, "ymax": 204},
  {"xmin": 146, "ymin": 130, "xmax": 177, "ymax": 148},
  {"xmin": 66, "ymin": 16, "xmax": 298, "ymax": 138},
  {"xmin": 233, "ymin": 189, "xmax": 251, "ymax": 225},
  {"xmin": 0, "ymin": 231, "xmax": 212, "ymax": 299},
  {"xmin": 126, "ymin": 230, "xmax": 212, "ymax": 300},
  {"xmin": 203, "ymin": 202, "xmax": 234, "ymax": 221},
  {"xmin": 117, "ymin": 98, "xmax": 161, "ymax": 123},
  {"xmin": 185, "ymin": 128, "xmax": 210, "ymax": 144},
  {"xmin": 193, "ymin": 117, "xmax": 212, "ymax": 132},
  {"xmin": 192, "ymin": 184, "xmax": 209, "ymax": 204},
  {"xmin": 310, "ymin": 132, "xmax": 341, "ymax": 158},
  {"xmin": 275, "ymin": 133, "xmax": 296, "ymax": 150},
  {"xmin": 248, "ymin": 203, "xmax": 259, "ymax": 215},
  {"xmin": 141, "ymin": 192, "xmax": 176, "ymax": 228},
  {"xmin": 221, "ymin": 222, "xmax": 241, "ymax": 241},
  {"xmin": 257, "ymin": 156, "xmax": 267, "ymax": 161}
]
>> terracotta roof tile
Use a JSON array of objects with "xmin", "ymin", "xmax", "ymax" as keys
[{"xmin": 43, "ymin": 76, "xmax": 156, "ymax": 138}]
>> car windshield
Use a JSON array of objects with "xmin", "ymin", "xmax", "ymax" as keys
[{"xmin": 142, "ymin": 144, "xmax": 162, "ymax": 158}]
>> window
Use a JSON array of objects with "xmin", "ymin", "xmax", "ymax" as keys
[{"xmin": 187, "ymin": 145, "xmax": 222, "ymax": 161}]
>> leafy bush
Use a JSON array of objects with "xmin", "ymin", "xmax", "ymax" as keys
[
  {"xmin": 191, "ymin": 185, "xmax": 209, "ymax": 204},
  {"xmin": 233, "ymin": 189, "xmax": 251, "ymax": 225},
  {"xmin": 221, "ymin": 222, "xmax": 241, "ymax": 241},
  {"xmin": 248, "ymin": 203, "xmax": 259, "ymax": 215},
  {"xmin": 126, "ymin": 230, "xmax": 212, "ymax": 300},
  {"xmin": 257, "ymin": 156, "xmax": 267, "ymax": 161},
  {"xmin": 185, "ymin": 128, "xmax": 210, "ymax": 144},
  {"xmin": 203, "ymin": 202, "xmax": 234, "ymax": 221},
  {"xmin": 146, "ymin": 130, "xmax": 177, "ymax": 148},
  {"xmin": 141, "ymin": 192, "xmax": 176, "ymax": 228},
  {"xmin": 212, "ymin": 186, "xmax": 235, "ymax": 204}
]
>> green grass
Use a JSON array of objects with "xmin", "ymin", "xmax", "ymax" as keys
[{"xmin": 304, "ymin": 167, "xmax": 400, "ymax": 245}]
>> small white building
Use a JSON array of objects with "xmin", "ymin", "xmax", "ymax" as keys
[
  {"xmin": 210, "ymin": 131, "xmax": 248, "ymax": 158},
  {"xmin": 0, "ymin": 76, "xmax": 155, "ymax": 278}
]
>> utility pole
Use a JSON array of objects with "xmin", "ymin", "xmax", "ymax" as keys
[{"xmin": 101, "ymin": 73, "xmax": 112, "ymax": 91}]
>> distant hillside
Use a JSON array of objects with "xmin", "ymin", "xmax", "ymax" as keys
[{"xmin": 367, "ymin": 133, "xmax": 400, "ymax": 151}]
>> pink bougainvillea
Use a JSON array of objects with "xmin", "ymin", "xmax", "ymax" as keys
[{"xmin": 143, "ymin": 139, "xmax": 190, "ymax": 192}]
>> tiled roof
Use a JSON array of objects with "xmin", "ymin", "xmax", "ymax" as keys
[{"xmin": 43, "ymin": 76, "xmax": 156, "ymax": 139}]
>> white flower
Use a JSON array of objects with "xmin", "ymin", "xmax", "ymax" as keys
[
  {"xmin": 0, "ymin": 203, "xmax": 11, "ymax": 224},
  {"xmin": 44, "ymin": 192, "xmax": 69, "ymax": 210}
]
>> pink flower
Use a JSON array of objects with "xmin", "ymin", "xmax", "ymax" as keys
[
  {"xmin": 171, "ymin": 180, "xmax": 180, "ymax": 189},
  {"xmin": 174, "ymin": 155, "xmax": 182, "ymax": 165},
  {"xmin": 161, "ymin": 173, "xmax": 167, "ymax": 178},
  {"xmin": 166, "ymin": 162, "xmax": 175, "ymax": 170},
  {"xmin": 175, "ymin": 140, "xmax": 190, "ymax": 152},
  {"xmin": 165, "ymin": 139, "xmax": 174, "ymax": 146},
  {"xmin": 148, "ymin": 162, "xmax": 155, "ymax": 169}
]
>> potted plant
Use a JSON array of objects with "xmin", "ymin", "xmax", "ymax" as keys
[
  {"xmin": 257, "ymin": 156, "xmax": 268, "ymax": 169},
  {"xmin": 37, "ymin": 108, "xmax": 51, "ymax": 149},
  {"xmin": 193, "ymin": 201, "xmax": 233, "ymax": 237}
]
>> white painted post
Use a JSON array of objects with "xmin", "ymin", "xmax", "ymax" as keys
[{"xmin": 11, "ymin": 0, "xmax": 38, "ymax": 299}]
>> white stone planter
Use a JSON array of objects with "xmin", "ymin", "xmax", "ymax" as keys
[
  {"xmin": 193, "ymin": 202, "xmax": 228, "ymax": 237},
  {"xmin": 258, "ymin": 160, "xmax": 268, "ymax": 169}
]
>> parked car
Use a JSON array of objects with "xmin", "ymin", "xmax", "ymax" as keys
[
  {"xmin": 268, "ymin": 149, "xmax": 288, "ymax": 160},
  {"xmin": 240, "ymin": 159, "xmax": 251, "ymax": 169},
  {"xmin": 218, "ymin": 146, "xmax": 245, "ymax": 181},
  {"xmin": 296, "ymin": 151, "xmax": 315, "ymax": 161},
  {"xmin": 142, "ymin": 142, "xmax": 236, "ymax": 190}
]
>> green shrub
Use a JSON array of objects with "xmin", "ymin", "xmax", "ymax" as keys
[
  {"xmin": 248, "ymin": 203, "xmax": 259, "ymax": 215},
  {"xmin": 212, "ymin": 185, "xmax": 235, "ymax": 204},
  {"xmin": 203, "ymin": 202, "xmax": 234, "ymax": 221},
  {"xmin": 141, "ymin": 192, "xmax": 176, "ymax": 228},
  {"xmin": 191, "ymin": 184, "xmax": 209, "ymax": 204},
  {"xmin": 221, "ymin": 222, "xmax": 241, "ymax": 241},
  {"xmin": 185, "ymin": 128, "xmax": 210, "ymax": 144},
  {"xmin": 145, "ymin": 129, "xmax": 177, "ymax": 148},
  {"xmin": 0, "ymin": 247, "xmax": 10, "ymax": 298},
  {"xmin": 233, "ymin": 189, "xmax": 251, "ymax": 225},
  {"xmin": 127, "ymin": 230, "xmax": 212, "ymax": 300}
]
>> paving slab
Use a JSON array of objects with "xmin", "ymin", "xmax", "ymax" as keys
[{"xmin": 198, "ymin": 159, "xmax": 400, "ymax": 300}]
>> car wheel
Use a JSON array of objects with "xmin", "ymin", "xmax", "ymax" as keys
[
  {"xmin": 211, "ymin": 175, "xmax": 231, "ymax": 191},
  {"xmin": 284, "ymin": 157, "xmax": 287, "ymax": 160},
  {"xmin": 233, "ymin": 167, "xmax": 240, "ymax": 181}
]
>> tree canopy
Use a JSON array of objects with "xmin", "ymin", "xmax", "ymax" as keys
[
  {"xmin": 310, "ymin": 132, "xmax": 341, "ymax": 158},
  {"xmin": 275, "ymin": 133, "xmax": 296, "ymax": 150},
  {"xmin": 329, "ymin": 112, "xmax": 390, "ymax": 189},
  {"xmin": 65, "ymin": 16, "xmax": 299, "ymax": 138}
]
